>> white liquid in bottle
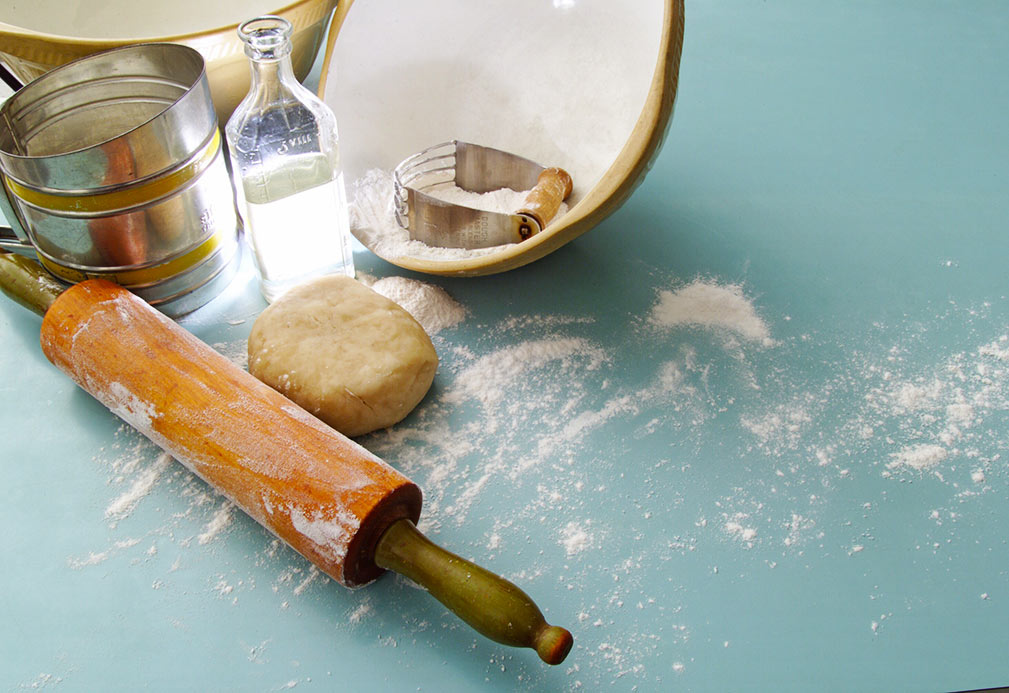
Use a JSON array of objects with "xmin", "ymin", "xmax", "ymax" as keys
[
  {"xmin": 238, "ymin": 153, "xmax": 354, "ymax": 302},
  {"xmin": 226, "ymin": 16, "xmax": 355, "ymax": 303}
]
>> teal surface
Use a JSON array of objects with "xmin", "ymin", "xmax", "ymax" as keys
[{"xmin": 3, "ymin": 2, "xmax": 1009, "ymax": 690}]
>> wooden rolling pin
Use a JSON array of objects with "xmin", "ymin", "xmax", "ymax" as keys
[{"xmin": 0, "ymin": 251, "xmax": 572, "ymax": 665}]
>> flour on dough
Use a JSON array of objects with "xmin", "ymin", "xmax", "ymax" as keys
[{"xmin": 248, "ymin": 275, "xmax": 438, "ymax": 436}]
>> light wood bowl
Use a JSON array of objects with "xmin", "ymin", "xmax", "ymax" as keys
[
  {"xmin": 0, "ymin": 0, "xmax": 337, "ymax": 125},
  {"xmin": 320, "ymin": 0, "xmax": 684, "ymax": 277}
]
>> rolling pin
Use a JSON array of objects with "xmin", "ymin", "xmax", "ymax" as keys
[{"xmin": 0, "ymin": 251, "xmax": 572, "ymax": 665}]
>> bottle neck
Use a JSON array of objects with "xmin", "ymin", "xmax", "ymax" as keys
[
  {"xmin": 248, "ymin": 54, "xmax": 300, "ymax": 94},
  {"xmin": 238, "ymin": 17, "xmax": 300, "ymax": 98}
]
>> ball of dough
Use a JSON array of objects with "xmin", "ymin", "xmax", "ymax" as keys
[{"xmin": 248, "ymin": 275, "xmax": 438, "ymax": 437}]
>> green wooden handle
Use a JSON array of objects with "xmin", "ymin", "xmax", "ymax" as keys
[
  {"xmin": 0, "ymin": 251, "xmax": 65, "ymax": 317},
  {"xmin": 375, "ymin": 519, "xmax": 573, "ymax": 665}
]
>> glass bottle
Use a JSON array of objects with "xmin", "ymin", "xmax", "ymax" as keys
[{"xmin": 226, "ymin": 15, "xmax": 355, "ymax": 303}]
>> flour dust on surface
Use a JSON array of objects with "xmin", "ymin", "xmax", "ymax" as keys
[{"xmin": 66, "ymin": 271, "xmax": 1009, "ymax": 691}]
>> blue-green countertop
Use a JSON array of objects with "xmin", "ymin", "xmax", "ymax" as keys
[{"xmin": 3, "ymin": 2, "xmax": 1008, "ymax": 691}]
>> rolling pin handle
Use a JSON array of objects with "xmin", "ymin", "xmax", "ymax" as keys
[
  {"xmin": 375, "ymin": 518, "xmax": 573, "ymax": 665},
  {"xmin": 0, "ymin": 250, "xmax": 65, "ymax": 317}
]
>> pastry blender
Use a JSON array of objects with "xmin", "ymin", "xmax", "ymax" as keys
[{"xmin": 393, "ymin": 140, "xmax": 572, "ymax": 249}]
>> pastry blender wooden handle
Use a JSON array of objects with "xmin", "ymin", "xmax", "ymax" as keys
[{"xmin": 517, "ymin": 167, "xmax": 573, "ymax": 233}]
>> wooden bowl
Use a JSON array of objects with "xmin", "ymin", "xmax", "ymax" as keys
[
  {"xmin": 320, "ymin": 0, "xmax": 684, "ymax": 277},
  {"xmin": 0, "ymin": 0, "xmax": 337, "ymax": 124}
]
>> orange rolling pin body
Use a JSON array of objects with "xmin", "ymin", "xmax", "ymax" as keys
[{"xmin": 39, "ymin": 279, "xmax": 421, "ymax": 588}]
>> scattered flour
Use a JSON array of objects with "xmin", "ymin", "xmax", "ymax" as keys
[
  {"xmin": 445, "ymin": 337, "xmax": 608, "ymax": 411},
  {"xmin": 19, "ymin": 673, "xmax": 63, "ymax": 690},
  {"xmin": 198, "ymin": 502, "xmax": 235, "ymax": 545},
  {"xmin": 68, "ymin": 538, "xmax": 141, "ymax": 569},
  {"xmin": 293, "ymin": 566, "xmax": 322, "ymax": 596},
  {"xmin": 68, "ymin": 550, "xmax": 112, "ymax": 569},
  {"xmin": 104, "ymin": 452, "xmax": 172, "ymax": 522},
  {"xmin": 892, "ymin": 380, "xmax": 943, "ymax": 412},
  {"xmin": 978, "ymin": 336, "xmax": 1009, "ymax": 360},
  {"xmin": 560, "ymin": 521, "xmax": 594, "ymax": 556},
  {"xmin": 359, "ymin": 274, "xmax": 467, "ymax": 335},
  {"xmin": 348, "ymin": 598, "xmax": 373, "ymax": 624},
  {"xmin": 214, "ymin": 579, "xmax": 235, "ymax": 597},
  {"xmin": 741, "ymin": 404, "xmax": 813, "ymax": 451},
  {"xmin": 723, "ymin": 518, "xmax": 758, "ymax": 544},
  {"xmin": 886, "ymin": 444, "xmax": 949, "ymax": 471},
  {"xmin": 648, "ymin": 279, "xmax": 775, "ymax": 347}
]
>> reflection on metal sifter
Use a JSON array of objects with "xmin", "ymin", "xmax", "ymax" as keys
[{"xmin": 0, "ymin": 43, "xmax": 241, "ymax": 316}]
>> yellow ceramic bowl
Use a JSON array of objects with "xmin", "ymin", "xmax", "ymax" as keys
[
  {"xmin": 320, "ymin": 0, "xmax": 684, "ymax": 277},
  {"xmin": 0, "ymin": 0, "xmax": 336, "ymax": 124}
]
